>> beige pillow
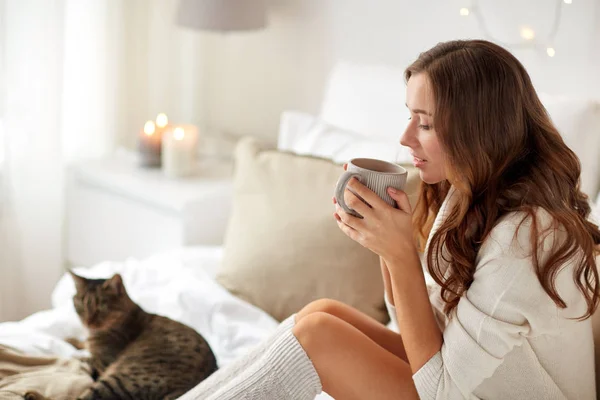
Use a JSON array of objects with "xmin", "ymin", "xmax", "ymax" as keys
[{"xmin": 217, "ymin": 137, "xmax": 420, "ymax": 323}]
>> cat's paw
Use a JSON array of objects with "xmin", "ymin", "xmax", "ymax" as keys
[{"xmin": 23, "ymin": 391, "xmax": 48, "ymax": 400}]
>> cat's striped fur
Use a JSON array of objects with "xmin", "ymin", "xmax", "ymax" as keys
[{"xmin": 26, "ymin": 272, "xmax": 217, "ymax": 400}]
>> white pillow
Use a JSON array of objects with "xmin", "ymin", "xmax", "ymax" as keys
[
  {"xmin": 277, "ymin": 111, "xmax": 411, "ymax": 164},
  {"xmin": 539, "ymin": 94, "xmax": 600, "ymax": 200},
  {"xmin": 319, "ymin": 61, "xmax": 410, "ymax": 145}
]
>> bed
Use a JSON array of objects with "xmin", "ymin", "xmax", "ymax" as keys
[
  {"xmin": 1, "ymin": 61, "xmax": 600, "ymax": 400},
  {"xmin": 0, "ymin": 247, "xmax": 340, "ymax": 399}
]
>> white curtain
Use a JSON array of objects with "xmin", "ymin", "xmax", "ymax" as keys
[
  {"xmin": 0, "ymin": 0, "xmax": 208, "ymax": 321},
  {"xmin": 0, "ymin": 0, "xmax": 115, "ymax": 321}
]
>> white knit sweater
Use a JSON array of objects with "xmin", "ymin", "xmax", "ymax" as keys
[{"xmin": 386, "ymin": 187, "xmax": 596, "ymax": 399}]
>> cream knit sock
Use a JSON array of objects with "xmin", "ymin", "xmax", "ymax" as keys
[
  {"xmin": 204, "ymin": 329, "xmax": 322, "ymax": 400},
  {"xmin": 180, "ymin": 314, "xmax": 321, "ymax": 400}
]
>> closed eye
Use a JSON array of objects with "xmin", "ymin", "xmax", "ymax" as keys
[{"xmin": 408, "ymin": 116, "xmax": 431, "ymax": 130}]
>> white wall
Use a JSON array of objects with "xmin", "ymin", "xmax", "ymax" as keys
[
  {"xmin": 190, "ymin": 0, "xmax": 600, "ymax": 144},
  {"xmin": 113, "ymin": 0, "xmax": 211, "ymax": 150}
]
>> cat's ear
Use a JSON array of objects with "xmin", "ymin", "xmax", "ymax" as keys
[
  {"xmin": 69, "ymin": 270, "xmax": 87, "ymax": 293},
  {"xmin": 103, "ymin": 274, "xmax": 125, "ymax": 295}
]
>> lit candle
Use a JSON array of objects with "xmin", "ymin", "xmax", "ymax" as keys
[
  {"xmin": 137, "ymin": 113, "xmax": 171, "ymax": 168},
  {"xmin": 154, "ymin": 113, "xmax": 171, "ymax": 142},
  {"xmin": 138, "ymin": 120, "xmax": 162, "ymax": 167},
  {"xmin": 162, "ymin": 125, "xmax": 198, "ymax": 178}
]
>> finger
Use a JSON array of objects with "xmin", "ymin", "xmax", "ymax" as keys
[
  {"xmin": 387, "ymin": 188, "xmax": 412, "ymax": 213},
  {"xmin": 343, "ymin": 163, "xmax": 348, "ymax": 171},
  {"xmin": 343, "ymin": 186, "xmax": 374, "ymax": 218},
  {"xmin": 333, "ymin": 196, "xmax": 337, "ymax": 205},
  {"xmin": 346, "ymin": 178, "xmax": 388, "ymax": 209},
  {"xmin": 335, "ymin": 215, "xmax": 361, "ymax": 242},
  {"xmin": 335, "ymin": 204, "xmax": 364, "ymax": 230}
]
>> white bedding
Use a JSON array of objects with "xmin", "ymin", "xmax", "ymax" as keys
[{"xmin": 0, "ymin": 246, "xmax": 334, "ymax": 400}]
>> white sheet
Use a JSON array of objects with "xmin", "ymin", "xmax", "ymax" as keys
[{"xmin": 0, "ymin": 247, "xmax": 334, "ymax": 400}]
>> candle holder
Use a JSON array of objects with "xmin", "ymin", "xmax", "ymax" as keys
[{"xmin": 137, "ymin": 113, "xmax": 170, "ymax": 168}]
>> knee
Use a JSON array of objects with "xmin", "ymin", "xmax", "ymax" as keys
[
  {"xmin": 297, "ymin": 298, "xmax": 346, "ymax": 321},
  {"xmin": 293, "ymin": 311, "xmax": 339, "ymax": 351}
]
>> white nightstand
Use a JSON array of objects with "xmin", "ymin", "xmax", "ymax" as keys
[{"xmin": 65, "ymin": 150, "xmax": 234, "ymax": 268}]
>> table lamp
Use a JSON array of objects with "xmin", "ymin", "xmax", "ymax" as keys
[
  {"xmin": 177, "ymin": 0, "xmax": 268, "ymax": 32},
  {"xmin": 175, "ymin": 0, "xmax": 268, "ymax": 160}
]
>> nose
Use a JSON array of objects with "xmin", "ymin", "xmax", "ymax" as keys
[{"xmin": 400, "ymin": 124, "xmax": 417, "ymax": 149}]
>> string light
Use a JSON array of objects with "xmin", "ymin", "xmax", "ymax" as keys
[
  {"xmin": 520, "ymin": 26, "xmax": 536, "ymax": 40},
  {"xmin": 463, "ymin": 0, "xmax": 565, "ymax": 57}
]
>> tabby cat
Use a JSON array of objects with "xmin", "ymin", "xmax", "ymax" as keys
[{"xmin": 26, "ymin": 272, "xmax": 218, "ymax": 400}]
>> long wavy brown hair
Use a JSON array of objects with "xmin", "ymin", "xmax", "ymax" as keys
[{"xmin": 407, "ymin": 40, "xmax": 600, "ymax": 319}]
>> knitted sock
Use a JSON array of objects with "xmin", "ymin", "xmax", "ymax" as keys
[
  {"xmin": 179, "ymin": 314, "xmax": 320, "ymax": 400},
  {"xmin": 204, "ymin": 329, "xmax": 322, "ymax": 400}
]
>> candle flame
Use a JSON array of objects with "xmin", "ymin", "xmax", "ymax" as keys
[
  {"xmin": 144, "ymin": 121, "xmax": 156, "ymax": 136},
  {"xmin": 174, "ymin": 127, "xmax": 185, "ymax": 141},
  {"xmin": 156, "ymin": 113, "xmax": 168, "ymax": 128}
]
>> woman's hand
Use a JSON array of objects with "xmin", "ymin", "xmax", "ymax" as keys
[{"xmin": 333, "ymin": 164, "xmax": 415, "ymax": 264}]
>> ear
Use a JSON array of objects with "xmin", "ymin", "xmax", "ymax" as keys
[
  {"xmin": 69, "ymin": 270, "xmax": 88, "ymax": 293},
  {"xmin": 103, "ymin": 274, "xmax": 125, "ymax": 295}
]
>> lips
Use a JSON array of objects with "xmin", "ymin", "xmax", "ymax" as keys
[{"xmin": 411, "ymin": 153, "xmax": 428, "ymax": 168}]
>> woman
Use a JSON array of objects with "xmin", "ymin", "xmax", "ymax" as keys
[{"xmin": 181, "ymin": 40, "xmax": 600, "ymax": 400}]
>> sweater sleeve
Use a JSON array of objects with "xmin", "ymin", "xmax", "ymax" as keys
[{"xmin": 412, "ymin": 216, "xmax": 562, "ymax": 399}]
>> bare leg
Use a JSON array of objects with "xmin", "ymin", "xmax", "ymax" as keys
[
  {"xmin": 179, "ymin": 300, "xmax": 415, "ymax": 400},
  {"xmin": 293, "ymin": 311, "xmax": 419, "ymax": 400},
  {"xmin": 296, "ymin": 298, "xmax": 408, "ymax": 362}
]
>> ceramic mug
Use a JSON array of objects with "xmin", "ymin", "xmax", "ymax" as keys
[{"xmin": 334, "ymin": 158, "xmax": 408, "ymax": 217}]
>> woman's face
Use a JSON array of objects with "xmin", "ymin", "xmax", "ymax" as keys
[{"xmin": 400, "ymin": 73, "xmax": 447, "ymax": 184}]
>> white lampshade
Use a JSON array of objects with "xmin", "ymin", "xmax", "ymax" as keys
[{"xmin": 177, "ymin": 0, "xmax": 267, "ymax": 32}]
